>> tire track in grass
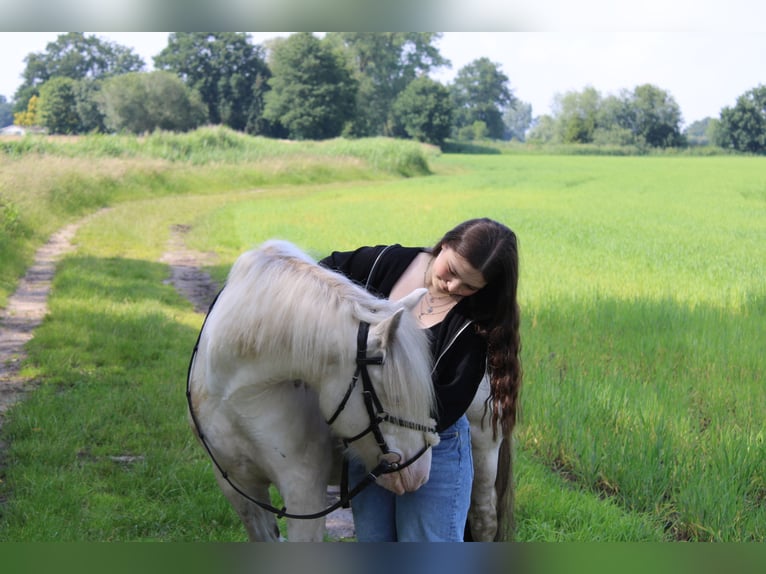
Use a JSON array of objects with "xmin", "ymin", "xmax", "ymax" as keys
[
  {"xmin": 160, "ymin": 223, "xmax": 356, "ymax": 542},
  {"xmin": 0, "ymin": 214, "xmax": 103, "ymax": 500},
  {"xmin": 0, "ymin": 218, "xmax": 94, "ymax": 422}
]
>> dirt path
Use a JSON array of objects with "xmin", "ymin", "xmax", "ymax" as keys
[
  {"xmin": 0, "ymin": 216, "xmax": 355, "ymax": 540},
  {"xmin": 0, "ymin": 218, "xmax": 93, "ymax": 422}
]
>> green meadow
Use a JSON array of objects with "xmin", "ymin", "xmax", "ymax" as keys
[{"xmin": 0, "ymin": 131, "xmax": 763, "ymax": 541}]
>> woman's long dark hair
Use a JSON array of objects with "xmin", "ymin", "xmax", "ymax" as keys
[{"xmin": 432, "ymin": 218, "xmax": 522, "ymax": 437}]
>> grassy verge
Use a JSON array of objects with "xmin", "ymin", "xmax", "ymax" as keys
[{"xmin": 0, "ymin": 128, "xmax": 434, "ymax": 307}]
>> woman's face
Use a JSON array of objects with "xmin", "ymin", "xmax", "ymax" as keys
[{"xmin": 429, "ymin": 246, "xmax": 487, "ymax": 297}]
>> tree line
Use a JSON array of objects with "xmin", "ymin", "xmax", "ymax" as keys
[{"xmin": 2, "ymin": 32, "xmax": 765, "ymax": 154}]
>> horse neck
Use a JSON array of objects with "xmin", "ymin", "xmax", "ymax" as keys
[
  {"xmin": 214, "ymin": 246, "xmax": 386, "ymax": 393},
  {"xmin": 214, "ymin": 288, "xmax": 357, "ymax": 374}
]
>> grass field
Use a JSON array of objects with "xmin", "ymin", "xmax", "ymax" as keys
[{"xmin": 0, "ymin": 133, "xmax": 763, "ymax": 541}]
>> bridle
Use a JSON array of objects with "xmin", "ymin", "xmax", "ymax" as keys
[
  {"xmin": 327, "ymin": 320, "xmax": 436, "ymax": 457},
  {"xmin": 326, "ymin": 321, "xmax": 437, "ymax": 506},
  {"xmin": 186, "ymin": 296, "xmax": 437, "ymax": 520}
]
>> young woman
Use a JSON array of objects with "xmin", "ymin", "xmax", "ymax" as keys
[{"xmin": 319, "ymin": 217, "xmax": 522, "ymax": 542}]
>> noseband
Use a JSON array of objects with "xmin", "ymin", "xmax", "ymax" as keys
[{"xmin": 187, "ymin": 304, "xmax": 436, "ymax": 521}]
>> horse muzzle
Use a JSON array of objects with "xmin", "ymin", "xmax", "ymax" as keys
[{"xmin": 375, "ymin": 447, "xmax": 433, "ymax": 495}]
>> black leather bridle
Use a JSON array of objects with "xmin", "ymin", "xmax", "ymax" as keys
[
  {"xmin": 327, "ymin": 321, "xmax": 436, "ymax": 467},
  {"xmin": 186, "ymin": 300, "xmax": 436, "ymax": 521}
]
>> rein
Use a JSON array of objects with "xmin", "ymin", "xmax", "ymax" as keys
[{"xmin": 186, "ymin": 294, "xmax": 436, "ymax": 521}]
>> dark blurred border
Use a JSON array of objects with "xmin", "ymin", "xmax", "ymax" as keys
[
  {"xmin": 0, "ymin": 1, "xmax": 752, "ymax": 32},
  {"xmin": 0, "ymin": 1, "xmax": 534, "ymax": 31},
  {"xmin": 1, "ymin": 543, "xmax": 765, "ymax": 574}
]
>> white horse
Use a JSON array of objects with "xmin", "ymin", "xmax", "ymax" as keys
[{"xmin": 187, "ymin": 240, "xmax": 440, "ymax": 541}]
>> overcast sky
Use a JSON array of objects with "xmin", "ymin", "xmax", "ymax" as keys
[{"xmin": 1, "ymin": 30, "xmax": 764, "ymax": 127}]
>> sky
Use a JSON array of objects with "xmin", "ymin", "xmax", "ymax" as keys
[{"xmin": 0, "ymin": 30, "xmax": 764, "ymax": 127}]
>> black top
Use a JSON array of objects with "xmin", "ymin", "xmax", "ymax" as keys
[{"xmin": 319, "ymin": 244, "xmax": 487, "ymax": 431}]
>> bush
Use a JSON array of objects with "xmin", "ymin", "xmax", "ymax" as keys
[
  {"xmin": 99, "ymin": 72, "xmax": 208, "ymax": 134},
  {"xmin": 38, "ymin": 78, "xmax": 80, "ymax": 134},
  {"xmin": 391, "ymin": 77, "xmax": 453, "ymax": 147}
]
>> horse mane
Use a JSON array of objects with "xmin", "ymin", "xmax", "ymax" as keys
[{"xmin": 208, "ymin": 240, "xmax": 435, "ymax": 425}]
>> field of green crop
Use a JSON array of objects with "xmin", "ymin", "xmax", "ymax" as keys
[
  {"xmin": 0, "ymin": 132, "xmax": 763, "ymax": 542},
  {"xmin": 179, "ymin": 153, "xmax": 765, "ymax": 541}
]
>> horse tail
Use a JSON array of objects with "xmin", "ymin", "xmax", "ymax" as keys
[{"xmin": 493, "ymin": 432, "xmax": 514, "ymax": 541}]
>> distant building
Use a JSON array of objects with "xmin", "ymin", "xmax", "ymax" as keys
[
  {"xmin": 0, "ymin": 125, "xmax": 26, "ymax": 135},
  {"xmin": 0, "ymin": 125, "xmax": 46, "ymax": 135}
]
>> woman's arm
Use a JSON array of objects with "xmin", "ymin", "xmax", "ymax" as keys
[{"xmin": 319, "ymin": 246, "xmax": 381, "ymax": 285}]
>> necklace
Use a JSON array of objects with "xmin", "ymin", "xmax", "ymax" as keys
[
  {"xmin": 418, "ymin": 293, "xmax": 454, "ymax": 317},
  {"xmin": 418, "ymin": 259, "xmax": 458, "ymax": 320}
]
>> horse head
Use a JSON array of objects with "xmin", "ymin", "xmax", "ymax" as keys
[{"xmin": 321, "ymin": 287, "xmax": 439, "ymax": 495}]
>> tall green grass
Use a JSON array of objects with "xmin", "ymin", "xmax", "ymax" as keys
[
  {"xmin": 183, "ymin": 153, "xmax": 765, "ymax": 540},
  {"xmin": 522, "ymin": 296, "xmax": 764, "ymax": 540},
  {"xmin": 0, "ymin": 126, "xmax": 435, "ymax": 173}
]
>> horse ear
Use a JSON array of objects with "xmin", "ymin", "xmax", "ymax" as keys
[
  {"xmin": 371, "ymin": 288, "xmax": 425, "ymax": 350},
  {"xmin": 370, "ymin": 308, "xmax": 405, "ymax": 351},
  {"xmin": 396, "ymin": 287, "xmax": 427, "ymax": 312}
]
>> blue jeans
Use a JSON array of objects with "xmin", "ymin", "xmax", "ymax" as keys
[{"xmin": 348, "ymin": 415, "xmax": 473, "ymax": 542}]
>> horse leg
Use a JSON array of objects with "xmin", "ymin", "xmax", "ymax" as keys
[
  {"xmin": 213, "ymin": 468, "xmax": 280, "ymax": 541},
  {"xmin": 467, "ymin": 429, "xmax": 501, "ymax": 541},
  {"xmin": 282, "ymin": 484, "xmax": 330, "ymax": 542},
  {"xmin": 273, "ymin": 437, "xmax": 334, "ymax": 542},
  {"xmin": 253, "ymin": 380, "xmax": 334, "ymax": 542},
  {"xmin": 465, "ymin": 376, "xmax": 502, "ymax": 542}
]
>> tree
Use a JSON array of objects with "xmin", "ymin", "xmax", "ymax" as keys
[
  {"xmin": 707, "ymin": 118, "xmax": 724, "ymax": 148},
  {"xmin": 155, "ymin": 33, "xmax": 270, "ymax": 132},
  {"xmin": 456, "ymin": 121, "xmax": 490, "ymax": 141},
  {"xmin": 593, "ymin": 92, "xmax": 636, "ymax": 145},
  {"xmin": 451, "ymin": 58, "xmax": 515, "ymax": 140},
  {"xmin": 37, "ymin": 77, "xmax": 80, "ymax": 134},
  {"xmin": 326, "ymin": 33, "xmax": 450, "ymax": 137},
  {"xmin": 526, "ymin": 114, "xmax": 557, "ymax": 144},
  {"xmin": 628, "ymin": 84, "xmax": 684, "ymax": 147},
  {"xmin": 25, "ymin": 78, "xmax": 107, "ymax": 135},
  {"xmin": 263, "ymin": 33, "xmax": 357, "ymax": 140},
  {"xmin": 716, "ymin": 85, "xmax": 766, "ymax": 154},
  {"xmin": 14, "ymin": 95, "xmax": 39, "ymax": 127},
  {"xmin": 503, "ymin": 101, "xmax": 532, "ymax": 141},
  {"xmin": 13, "ymin": 32, "xmax": 144, "ymax": 114},
  {"xmin": 544, "ymin": 84, "xmax": 684, "ymax": 148},
  {"xmin": 99, "ymin": 71, "xmax": 208, "ymax": 134},
  {"xmin": 74, "ymin": 80, "xmax": 107, "ymax": 133},
  {"xmin": 391, "ymin": 77, "xmax": 453, "ymax": 146},
  {"xmin": 552, "ymin": 86, "xmax": 602, "ymax": 143},
  {"xmin": 683, "ymin": 117, "xmax": 714, "ymax": 146}
]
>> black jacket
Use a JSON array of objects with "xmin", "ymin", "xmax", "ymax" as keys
[{"xmin": 320, "ymin": 245, "xmax": 487, "ymax": 431}]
